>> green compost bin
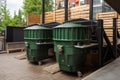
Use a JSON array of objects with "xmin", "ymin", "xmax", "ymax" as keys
[
  {"xmin": 53, "ymin": 22, "xmax": 91, "ymax": 72},
  {"xmin": 24, "ymin": 24, "xmax": 53, "ymax": 63}
]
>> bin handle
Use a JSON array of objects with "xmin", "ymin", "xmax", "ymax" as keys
[{"xmin": 57, "ymin": 45, "xmax": 64, "ymax": 54}]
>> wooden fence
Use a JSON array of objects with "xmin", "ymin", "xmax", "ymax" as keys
[
  {"xmin": 54, "ymin": 9, "xmax": 65, "ymax": 22},
  {"xmin": 27, "ymin": 5, "xmax": 90, "ymax": 25},
  {"xmin": 26, "ymin": 6, "xmax": 120, "ymax": 42},
  {"xmin": 96, "ymin": 12, "xmax": 118, "ymax": 28},
  {"xmin": 96, "ymin": 12, "xmax": 120, "ymax": 42},
  {"xmin": 27, "ymin": 13, "xmax": 41, "ymax": 25},
  {"xmin": 45, "ymin": 11, "xmax": 54, "ymax": 23},
  {"xmin": 70, "ymin": 5, "xmax": 89, "ymax": 20}
]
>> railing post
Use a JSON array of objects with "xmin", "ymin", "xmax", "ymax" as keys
[
  {"xmin": 89, "ymin": 0, "xmax": 93, "ymax": 20},
  {"xmin": 97, "ymin": 19, "xmax": 103, "ymax": 67},
  {"xmin": 42, "ymin": 0, "xmax": 45, "ymax": 24},
  {"xmin": 113, "ymin": 18, "xmax": 117, "ymax": 58},
  {"xmin": 64, "ymin": 0, "xmax": 68, "ymax": 21}
]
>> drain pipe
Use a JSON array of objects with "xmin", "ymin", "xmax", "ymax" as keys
[
  {"xmin": 64, "ymin": 0, "xmax": 68, "ymax": 22},
  {"xmin": 42, "ymin": 0, "xmax": 45, "ymax": 24}
]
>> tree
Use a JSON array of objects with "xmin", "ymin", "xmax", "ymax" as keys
[
  {"xmin": 0, "ymin": 8, "xmax": 25, "ymax": 29},
  {"xmin": 0, "ymin": 7, "xmax": 12, "ymax": 29},
  {"xmin": 11, "ymin": 9, "xmax": 25, "ymax": 26},
  {"xmin": 23, "ymin": 0, "xmax": 54, "ymax": 15}
]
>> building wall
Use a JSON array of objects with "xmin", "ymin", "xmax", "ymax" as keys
[
  {"xmin": 86, "ymin": 0, "xmax": 90, "ymax": 4},
  {"xmin": 69, "ymin": 0, "xmax": 80, "ymax": 7}
]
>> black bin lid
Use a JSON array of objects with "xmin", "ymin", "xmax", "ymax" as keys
[
  {"xmin": 40, "ymin": 22, "xmax": 61, "ymax": 28},
  {"xmin": 24, "ymin": 24, "xmax": 49, "ymax": 30},
  {"xmin": 54, "ymin": 22, "xmax": 87, "ymax": 29},
  {"xmin": 64, "ymin": 18, "xmax": 97, "ymax": 26}
]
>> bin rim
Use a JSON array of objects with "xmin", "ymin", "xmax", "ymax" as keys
[
  {"xmin": 53, "ymin": 22, "xmax": 90, "ymax": 29},
  {"xmin": 24, "ymin": 24, "xmax": 51, "ymax": 30}
]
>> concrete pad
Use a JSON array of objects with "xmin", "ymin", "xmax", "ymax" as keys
[
  {"xmin": 82, "ymin": 57, "xmax": 120, "ymax": 80},
  {"xmin": 0, "ymin": 52, "xmax": 79, "ymax": 80}
]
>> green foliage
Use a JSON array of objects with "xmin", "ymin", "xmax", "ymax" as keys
[
  {"xmin": 44, "ymin": 0, "xmax": 54, "ymax": 12},
  {"xmin": 0, "ymin": 0, "xmax": 54, "ymax": 30},
  {"xmin": 10, "ymin": 10, "xmax": 25, "ymax": 26},
  {"xmin": 0, "ymin": 7, "xmax": 12, "ymax": 30},
  {"xmin": 0, "ymin": 8, "xmax": 25, "ymax": 30},
  {"xmin": 23, "ymin": 0, "xmax": 54, "ymax": 15}
]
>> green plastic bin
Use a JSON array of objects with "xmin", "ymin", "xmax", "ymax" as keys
[
  {"xmin": 24, "ymin": 24, "xmax": 53, "ymax": 63},
  {"xmin": 53, "ymin": 22, "xmax": 91, "ymax": 72}
]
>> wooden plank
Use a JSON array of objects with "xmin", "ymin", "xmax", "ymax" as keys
[
  {"xmin": 118, "ymin": 13, "xmax": 120, "ymax": 18},
  {"xmin": 43, "ymin": 63, "xmax": 60, "ymax": 74},
  {"xmin": 97, "ymin": 11, "xmax": 117, "ymax": 15},
  {"xmin": 104, "ymin": 22, "xmax": 113, "ymax": 25},
  {"xmin": 45, "ymin": 15, "xmax": 53, "ymax": 17},
  {"xmin": 71, "ymin": 17, "xmax": 89, "ymax": 20},
  {"xmin": 70, "ymin": 5, "xmax": 89, "ymax": 11},
  {"xmin": 71, "ymin": 12, "xmax": 89, "ymax": 16},
  {"xmin": 55, "ymin": 9, "xmax": 64, "ymax": 12},
  {"xmin": 55, "ymin": 18, "xmax": 65, "ymax": 20},
  {"xmin": 14, "ymin": 53, "xmax": 26, "ymax": 60},
  {"xmin": 45, "ymin": 11, "xmax": 53, "ymax": 13},
  {"xmin": 104, "ymin": 25, "xmax": 113, "ymax": 27},
  {"xmin": 7, "ymin": 48, "xmax": 25, "ymax": 54},
  {"xmin": 96, "ymin": 12, "xmax": 118, "ymax": 21},
  {"xmin": 45, "ymin": 20, "xmax": 54, "ymax": 22},
  {"xmin": 70, "ymin": 8, "xmax": 89, "ymax": 12},
  {"xmin": 97, "ymin": 14, "xmax": 116, "ymax": 17},
  {"xmin": 45, "ymin": 16, "xmax": 53, "ymax": 19},
  {"xmin": 55, "ymin": 13, "xmax": 64, "ymax": 16},
  {"xmin": 27, "ymin": 13, "xmax": 41, "ymax": 25},
  {"xmin": 97, "ymin": 16, "xmax": 117, "ymax": 19},
  {"xmin": 6, "ymin": 42, "xmax": 25, "ymax": 54},
  {"xmin": 55, "ymin": 20, "xmax": 64, "ymax": 22},
  {"xmin": 70, "ymin": 5, "xmax": 89, "ymax": 20},
  {"xmin": 44, "ymin": 11, "xmax": 54, "ymax": 23}
]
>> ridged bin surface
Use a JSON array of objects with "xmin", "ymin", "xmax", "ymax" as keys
[
  {"xmin": 53, "ymin": 23, "xmax": 91, "ymax": 44},
  {"xmin": 24, "ymin": 24, "xmax": 52, "ymax": 42},
  {"xmin": 53, "ymin": 22, "xmax": 91, "ymax": 72}
]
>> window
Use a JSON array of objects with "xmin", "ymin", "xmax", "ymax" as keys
[
  {"xmin": 93, "ymin": 0, "xmax": 101, "ymax": 5},
  {"xmin": 69, "ymin": 2, "xmax": 75, "ymax": 7},
  {"xmin": 80, "ymin": 0, "xmax": 90, "ymax": 5},
  {"xmin": 80, "ymin": 0, "xmax": 85, "ymax": 5},
  {"xmin": 58, "ymin": 0, "xmax": 64, "ymax": 9}
]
